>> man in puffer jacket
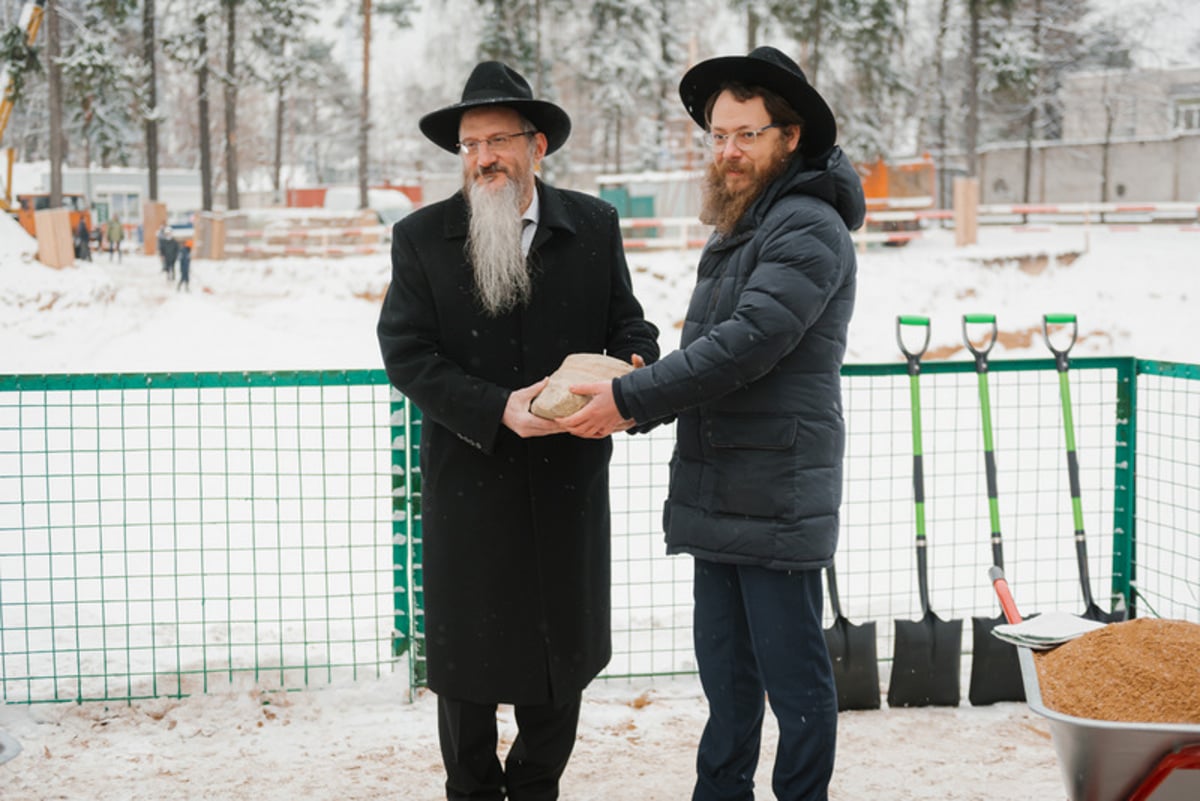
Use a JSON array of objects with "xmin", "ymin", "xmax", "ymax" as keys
[{"xmin": 563, "ymin": 46, "xmax": 865, "ymax": 801}]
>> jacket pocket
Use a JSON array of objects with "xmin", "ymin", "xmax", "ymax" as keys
[{"xmin": 703, "ymin": 415, "xmax": 797, "ymax": 519}]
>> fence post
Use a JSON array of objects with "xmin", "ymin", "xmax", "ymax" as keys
[
  {"xmin": 953, "ymin": 177, "xmax": 979, "ymax": 247},
  {"xmin": 408, "ymin": 405, "xmax": 426, "ymax": 688},
  {"xmin": 390, "ymin": 392, "xmax": 427, "ymax": 690},
  {"xmin": 389, "ymin": 390, "xmax": 411, "ymax": 662},
  {"xmin": 1110, "ymin": 358, "xmax": 1136, "ymax": 616}
]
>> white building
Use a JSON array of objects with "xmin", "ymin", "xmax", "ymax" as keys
[{"xmin": 14, "ymin": 164, "xmax": 203, "ymax": 235}]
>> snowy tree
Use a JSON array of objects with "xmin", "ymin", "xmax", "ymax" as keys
[
  {"xmin": 162, "ymin": 0, "xmax": 220, "ymax": 210},
  {"xmin": 47, "ymin": 0, "xmax": 62, "ymax": 204},
  {"xmin": 475, "ymin": 0, "xmax": 539, "ymax": 78},
  {"xmin": 1072, "ymin": 11, "xmax": 1140, "ymax": 203},
  {"xmin": 288, "ymin": 39, "xmax": 356, "ymax": 185},
  {"xmin": 835, "ymin": 0, "xmax": 910, "ymax": 162},
  {"xmin": 220, "ymin": 0, "xmax": 241, "ymax": 209},
  {"xmin": 143, "ymin": 0, "xmax": 158, "ymax": 198},
  {"xmin": 580, "ymin": 0, "xmax": 684, "ymax": 172},
  {"xmin": 728, "ymin": 0, "xmax": 773, "ymax": 51},
  {"xmin": 766, "ymin": 0, "xmax": 846, "ymax": 87},
  {"xmin": 248, "ymin": 0, "xmax": 320, "ymax": 202},
  {"xmin": 0, "ymin": 6, "xmax": 42, "ymax": 104},
  {"xmin": 57, "ymin": 8, "xmax": 143, "ymax": 168}
]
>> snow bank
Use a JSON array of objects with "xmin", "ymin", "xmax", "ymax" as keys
[{"xmin": 0, "ymin": 210, "xmax": 38, "ymax": 263}]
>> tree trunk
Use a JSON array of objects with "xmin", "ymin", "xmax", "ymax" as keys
[
  {"xmin": 747, "ymin": 6, "xmax": 758, "ymax": 51},
  {"xmin": 273, "ymin": 82, "xmax": 284, "ymax": 205},
  {"xmin": 224, "ymin": 0, "xmax": 239, "ymax": 211},
  {"xmin": 934, "ymin": 0, "xmax": 949, "ymax": 207},
  {"xmin": 143, "ymin": 0, "xmax": 158, "ymax": 200},
  {"xmin": 534, "ymin": 0, "xmax": 542, "ymax": 96},
  {"xmin": 198, "ymin": 14, "xmax": 213, "ymax": 212},
  {"xmin": 359, "ymin": 0, "xmax": 371, "ymax": 211},
  {"xmin": 966, "ymin": 0, "xmax": 980, "ymax": 177},
  {"xmin": 47, "ymin": 0, "xmax": 62, "ymax": 207},
  {"xmin": 615, "ymin": 107, "xmax": 622, "ymax": 174},
  {"xmin": 1101, "ymin": 98, "xmax": 1114, "ymax": 204},
  {"xmin": 1021, "ymin": 0, "xmax": 1043, "ymax": 203},
  {"xmin": 810, "ymin": 0, "xmax": 824, "ymax": 86}
]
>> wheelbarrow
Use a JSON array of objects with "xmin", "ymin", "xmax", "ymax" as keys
[{"xmin": 991, "ymin": 567, "xmax": 1200, "ymax": 801}]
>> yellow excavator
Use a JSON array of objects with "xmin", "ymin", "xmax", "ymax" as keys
[{"xmin": 1, "ymin": 0, "xmax": 46, "ymax": 216}]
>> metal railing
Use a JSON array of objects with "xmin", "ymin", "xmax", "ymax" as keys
[
  {"xmin": 2, "ymin": 358, "xmax": 1197, "ymax": 703},
  {"xmin": 1, "ymin": 371, "xmax": 397, "ymax": 703}
]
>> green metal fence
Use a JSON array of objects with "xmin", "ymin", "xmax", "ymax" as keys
[
  {"xmin": 1, "ymin": 372, "xmax": 399, "ymax": 703},
  {"xmin": 2, "ymin": 358, "xmax": 1197, "ymax": 704}
]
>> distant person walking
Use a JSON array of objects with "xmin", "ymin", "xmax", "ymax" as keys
[
  {"xmin": 74, "ymin": 218, "xmax": 92, "ymax": 261},
  {"xmin": 105, "ymin": 215, "xmax": 124, "ymax": 262},
  {"xmin": 159, "ymin": 226, "xmax": 179, "ymax": 280},
  {"xmin": 156, "ymin": 224, "xmax": 169, "ymax": 273},
  {"xmin": 177, "ymin": 238, "xmax": 192, "ymax": 291}
]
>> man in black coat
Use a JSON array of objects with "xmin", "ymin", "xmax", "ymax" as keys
[
  {"xmin": 563, "ymin": 47, "xmax": 866, "ymax": 801},
  {"xmin": 376, "ymin": 61, "xmax": 658, "ymax": 801}
]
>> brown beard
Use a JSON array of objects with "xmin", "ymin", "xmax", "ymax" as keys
[{"xmin": 699, "ymin": 138, "xmax": 794, "ymax": 235}]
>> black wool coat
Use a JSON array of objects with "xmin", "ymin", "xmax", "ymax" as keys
[
  {"xmin": 614, "ymin": 148, "xmax": 866, "ymax": 571},
  {"xmin": 377, "ymin": 180, "xmax": 659, "ymax": 706}
]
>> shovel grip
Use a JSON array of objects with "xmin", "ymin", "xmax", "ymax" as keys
[{"xmin": 988, "ymin": 566, "xmax": 1023, "ymax": 624}]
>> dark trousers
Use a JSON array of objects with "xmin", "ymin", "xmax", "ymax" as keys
[
  {"xmin": 437, "ymin": 692, "xmax": 582, "ymax": 801},
  {"xmin": 691, "ymin": 559, "xmax": 837, "ymax": 801}
]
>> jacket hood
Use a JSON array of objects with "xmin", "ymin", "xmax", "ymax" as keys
[{"xmin": 739, "ymin": 146, "xmax": 866, "ymax": 234}]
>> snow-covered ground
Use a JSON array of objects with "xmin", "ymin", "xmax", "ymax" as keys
[
  {"xmin": 4, "ymin": 219, "xmax": 1198, "ymax": 374},
  {"xmin": 3, "ymin": 218, "xmax": 1197, "ymax": 799}
]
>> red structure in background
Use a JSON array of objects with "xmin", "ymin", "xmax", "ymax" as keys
[{"xmin": 286, "ymin": 183, "xmax": 423, "ymax": 208}]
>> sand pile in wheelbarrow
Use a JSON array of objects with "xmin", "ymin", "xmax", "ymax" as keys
[{"xmin": 1035, "ymin": 618, "xmax": 1200, "ymax": 724}]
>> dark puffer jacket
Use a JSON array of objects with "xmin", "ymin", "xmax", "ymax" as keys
[{"xmin": 613, "ymin": 146, "xmax": 866, "ymax": 570}]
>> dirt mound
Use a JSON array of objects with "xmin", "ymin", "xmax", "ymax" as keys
[
  {"xmin": 1035, "ymin": 618, "xmax": 1200, "ymax": 724},
  {"xmin": 970, "ymin": 250, "xmax": 1082, "ymax": 274}
]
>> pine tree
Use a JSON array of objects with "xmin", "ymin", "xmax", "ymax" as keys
[
  {"xmin": 249, "ymin": 0, "xmax": 320, "ymax": 202},
  {"xmin": 57, "ymin": 1, "xmax": 141, "ymax": 168},
  {"xmin": 162, "ymin": 0, "xmax": 221, "ymax": 210},
  {"xmin": 837, "ymin": 0, "xmax": 909, "ymax": 162}
]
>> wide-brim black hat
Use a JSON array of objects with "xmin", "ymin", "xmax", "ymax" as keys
[
  {"xmin": 679, "ymin": 46, "xmax": 837, "ymax": 158},
  {"xmin": 419, "ymin": 61, "xmax": 572, "ymax": 156}
]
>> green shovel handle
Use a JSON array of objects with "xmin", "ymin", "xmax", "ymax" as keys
[
  {"xmin": 1043, "ymin": 313, "xmax": 1078, "ymax": 367},
  {"xmin": 896, "ymin": 315, "xmax": 931, "ymax": 370},
  {"xmin": 962, "ymin": 314, "xmax": 998, "ymax": 366}
]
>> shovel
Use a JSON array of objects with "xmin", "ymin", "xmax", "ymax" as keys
[
  {"xmin": 987, "ymin": 565, "xmax": 1106, "ymax": 645},
  {"xmin": 887, "ymin": 315, "xmax": 963, "ymax": 708},
  {"xmin": 962, "ymin": 314, "xmax": 1025, "ymax": 705},
  {"xmin": 1042, "ymin": 314, "xmax": 1127, "ymax": 623},
  {"xmin": 823, "ymin": 564, "xmax": 881, "ymax": 710}
]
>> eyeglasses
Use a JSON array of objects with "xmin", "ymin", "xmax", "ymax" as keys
[
  {"xmin": 702, "ymin": 123, "xmax": 780, "ymax": 152},
  {"xmin": 457, "ymin": 131, "xmax": 537, "ymax": 156}
]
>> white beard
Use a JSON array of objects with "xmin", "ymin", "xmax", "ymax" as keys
[{"xmin": 466, "ymin": 175, "xmax": 530, "ymax": 316}]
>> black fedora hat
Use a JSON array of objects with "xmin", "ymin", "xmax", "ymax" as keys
[
  {"xmin": 419, "ymin": 61, "xmax": 572, "ymax": 156},
  {"xmin": 679, "ymin": 46, "xmax": 837, "ymax": 158}
]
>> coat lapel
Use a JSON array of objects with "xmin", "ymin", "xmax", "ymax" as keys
[
  {"xmin": 529, "ymin": 180, "xmax": 577, "ymax": 254},
  {"xmin": 442, "ymin": 191, "xmax": 470, "ymax": 242}
]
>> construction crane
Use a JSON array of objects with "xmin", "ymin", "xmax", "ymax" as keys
[{"xmin": 1, "ymin": 0, "xmax": 47, "ymax": 213}]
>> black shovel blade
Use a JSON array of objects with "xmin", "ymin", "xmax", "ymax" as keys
[
  {"xmin": 967, "ymin": 613, "xmax": 1025, "ymax": 705},
  {"xmin": 1081, "ymin": 603, "xmax": 1127, "ymax": 624},
  {"xmin": 887, "ymin": 611, "xmax": 963, "ymax": 707},
  {"xmin": 823, "ymin": 615, "xmax": 881, "ymax": 711}
]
